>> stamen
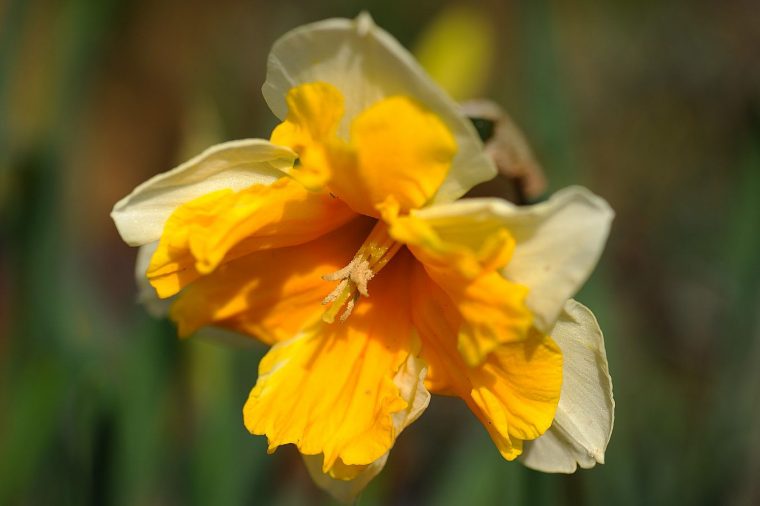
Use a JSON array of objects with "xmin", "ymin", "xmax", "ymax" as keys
[
  {"xmin": 339, "ymin": 296, "xmax": 356, "ymax": 322},
  {"xmin": 320, "ymin": 220, "xmax": 401, "ymax": 323},
  {"xmin": 349, "ymin": 259, "xmax": 374, "ymax": 296},
  {"xmin": 322, "ymin": 259, "xmax": 357, "ymax": 282},
  {"xmin": 321, "ymin": 279, "xmax": 348, "ymax": 305}
]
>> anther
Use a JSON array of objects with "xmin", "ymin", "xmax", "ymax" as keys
[
  {"xmin": 349, "ymin": 259, "xmax": 374, "ymax": 297},
  {"xmin": 321, "ymin": 279, "xmax": 348, "ymax": 305},
  {"xmin": 322, "ymin": 259, "xmax": 357, "ymax": 283},
  {"xmin": 339, "ymin": 296, "xmax": 356, "ymax": 322}
]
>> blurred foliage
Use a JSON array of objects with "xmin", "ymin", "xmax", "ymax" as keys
[
  {"xmin": 413, "ymin": 5, "xmax": 494, "ymax": 101},
  {"xmin": 2, "ymin": 0, "xmax": 760, "ymax": 505}
]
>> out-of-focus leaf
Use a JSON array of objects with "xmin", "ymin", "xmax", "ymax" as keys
[
  {"xmin": 110, "ymin": 316, "xmax": 176, "ymax": 506},
  {"xmin": 0, "ymin": 0, "xmax": 28, "ymax": 172},
  {"xmin": 711, "ymin": 123, "xmax": 760, "ymax": 505},
  {"xmin": 429, "ymin": 424, "xmax": 526, "ymax": 506},
  {"xmin": 189, "ymin": 338, "xmax": 259, "ymax": 506},
  {"xmin": 0, "ymin": 360, "xmax": 66, "ymax": 504},
  {"xmin": 514, "ymin": 0, "xmax": 578, "ymax": 190}
]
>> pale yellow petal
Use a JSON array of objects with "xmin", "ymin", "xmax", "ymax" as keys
[
  {"xmin": 112, "ymin": 139, "xmax": 295, "ymax": 246},
  {"xmin": 520, "ymin": 300, "xmax": 614, "ymax": 472},
  {"xmin": 303, "ymin": 454, "xmax": 388, "ymax": 505},
  {"xmin": 405, "ymin": 187, "xmax": 613, "ymax": 332},
  {"xmin": 262, "ymin": 13, "xmax": 495, "ymax": 202}
]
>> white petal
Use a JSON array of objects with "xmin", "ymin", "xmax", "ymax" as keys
[
  {"xmin": 501, "ymin": 188, "xmax": 613, "ymax": 331},
  {"xmin": 412, "ymin": 186, "xmax": 613, "ymax": 332},
  {"xmin": 520, "ymin": 299, "xmax": 614, "ymax": 473},
  {"xmin": 391, "ymin": 351, "xmax": 431, "ymax": 431},
  {"xmin": 134, "ymin": 242, "xmax": 173, "ymax": 317},
  {"xmin": 303, "ymin": 350, "xmax": 430, "ymax": 504},
  {"xmin": 262, "ymin": 13, "xmax": 495, "ymax": 203},
  {"xmin": 111, "ymin": 139, "xmax": 296, "ymax": 246}
]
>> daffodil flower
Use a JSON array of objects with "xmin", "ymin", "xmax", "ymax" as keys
[{"xmin": 112, "ymin": 14, "xmax": 614, "ymax": 503}]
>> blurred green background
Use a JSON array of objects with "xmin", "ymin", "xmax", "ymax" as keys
[{"xmin": 2, "ymin": 0, "xmax": 759, "ymax": 504}]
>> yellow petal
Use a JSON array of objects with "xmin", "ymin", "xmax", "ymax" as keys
[
  {"xmin": 134, "ymin": 241, "xmax": 172, "ymax": 317},
  {"xmin": 331, "ymin": 95, "xmax": 457, "ymax": 216},
  {"xmin": 243, "ymin": 250, "xmax": 422, "ymax": 469},
  {"xmin": 270, "ymin": 82, "xmax": 457, "ymax": 217},
  {"xmin": 147, "ymin": 176, "xmax": 356, "ymax": 298},
  {"xmin": 443, "ymin": 271, "xmax": 532, "ymax": 367},
  {"xmin": 169, "ymin": 217, "xmax": 373, "ymax": 344},
  {"xmin": 386, "ymin": 209, "xmax": 532, "ymax": 366},
  {"xmin": 262, "ymin": 14, "xmax": 496, "ymax": 202},
  {"xmin": 410, "ymin": 263, "xmax": 562, "ymax": 459},
  {"xmin": 302, "ymin": 351, "xmax": 430, "ymax": 503},
  {"xmin": 270, "ymin": 82, "xmax": 344, "ymax": 190},
  {"xmin": 385, "ymin": 202, "xmax": 515, "ymax": 278},
  {"xmin": 471, "ymin": 334, "xmax": 563, "ymax": 444},
  {"xmin": 111, "ymin": 139, "xmax": 296, "ymax": 246},
  {"xmin": 406, "ymin": 188, "xmax": 614, "ymax": 332}
]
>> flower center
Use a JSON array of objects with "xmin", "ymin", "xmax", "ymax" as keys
[{"xmin": 321, "ymin": 220, "xmax": 402, "ymax": 323}]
